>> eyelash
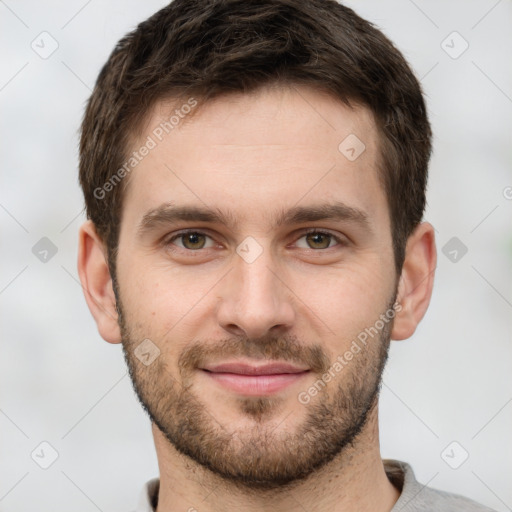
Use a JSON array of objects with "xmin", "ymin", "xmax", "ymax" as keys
[{"xmin": 164, "ymin": 228, "xmax": 346, "ymax": 252}]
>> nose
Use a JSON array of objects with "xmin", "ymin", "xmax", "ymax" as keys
[{"xmin": 216, "ymin": 247, "xmax": 295, "ymax": 339}]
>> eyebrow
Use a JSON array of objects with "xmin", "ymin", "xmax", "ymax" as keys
[{"xmin": 137, "ymin": 201, "xmax": 372, "ymax": 237}]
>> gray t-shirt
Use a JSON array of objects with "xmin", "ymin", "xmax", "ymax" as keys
[{"xmin": 133, "ymin": 459, "xmax": 496, "ymax": 511}]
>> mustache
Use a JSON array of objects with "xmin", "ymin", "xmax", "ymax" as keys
[{"xmin": 178, "ymin": 334, "xmax": 331, "ymax": 375}]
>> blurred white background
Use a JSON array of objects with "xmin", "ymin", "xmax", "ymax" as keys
[{"xmin": 1, "ymin": 1, "xmax": 511, "ymax": 510}]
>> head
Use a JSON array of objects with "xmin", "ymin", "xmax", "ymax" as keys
[{"xmin": 78, "ymin": 0, "xmax": 436, "ymax": 489}]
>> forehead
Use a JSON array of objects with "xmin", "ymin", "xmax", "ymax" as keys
[{"xmin": 121, "ymin": 85, "xmax": 387, "ymax": 233}]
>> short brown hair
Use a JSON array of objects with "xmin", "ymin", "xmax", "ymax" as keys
[{"xmin": 79, "ymin": 0, "xmax": 432, "ymax": 275}]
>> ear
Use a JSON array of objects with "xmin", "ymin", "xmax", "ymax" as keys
[
  {"xmin": 77, "ymin": 220, "xmax": 122, "ymax": 344},
  {"xmin": 391, "ymin": 222, "xmax": 437, "ymax": 341}
]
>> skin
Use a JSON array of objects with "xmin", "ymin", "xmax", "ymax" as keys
[{"xmin": 78, "ymin": 84, "xmax": 436, "ymax": 511}]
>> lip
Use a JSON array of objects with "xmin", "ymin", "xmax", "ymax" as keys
[
  {"xmin": 202, "ymin": 361, "xmax": 309, "ymax": 375},
  {"xmin": 200, "ymin": 361, "xmax": 310, "ymax": 396}
]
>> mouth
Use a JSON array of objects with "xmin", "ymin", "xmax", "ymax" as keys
[{"xmin": 200, "ymin": 361, "xmax": 310, "ymax": 396}]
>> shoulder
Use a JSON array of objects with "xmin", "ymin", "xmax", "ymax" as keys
[
  {"xmin": 410, "ymin": 485, "xmax": 497, "ymax": 511},
  {"xmin": 385, "ymin": 459, "xmax": 496, "ymax": 512}
]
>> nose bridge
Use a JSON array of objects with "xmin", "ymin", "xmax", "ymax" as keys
[
  {"xmin": 216, "ymin": 242, "xmax": 294, "ymax": 337},
  {"xmin": 240, "ymin": 252, "xmax": 278, "ymax": 306}
]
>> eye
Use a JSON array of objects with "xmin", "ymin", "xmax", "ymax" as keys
[
  {"xmin": 295, "ymin": 230, "xmax": 342, "ymax": 250},
  {"xmin": 167, "ymin": 231, "xmax": 216, "ymax": 250}
]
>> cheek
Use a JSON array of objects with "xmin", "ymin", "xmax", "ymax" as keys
[
  {"xmin": 118, "ymin": 257, "xmax": 219, "ymax": 333},
  {"xmin": 290, "ymin": 259, "xmax": 393, "ymax": 336}
]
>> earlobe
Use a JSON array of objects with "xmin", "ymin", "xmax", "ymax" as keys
[
  {"xmin": 391, "ymin": 222, "xmax": 437, "ymax": 341},
  {"xmin": 77, "ymin": 220, "xmax": 122, "ymax": 344}
]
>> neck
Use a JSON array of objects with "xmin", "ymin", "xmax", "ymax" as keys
[{"xmin": 153, "ymin": 404, "xmax": 400, "ymax": 512}]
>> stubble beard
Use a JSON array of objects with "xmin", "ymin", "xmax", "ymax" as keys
[{"xmin": 118, "ymin": 297, "xmax": 394, "ymax": 490}]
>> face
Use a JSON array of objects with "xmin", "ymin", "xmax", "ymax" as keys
[{"xmin": 114, "ymin": 85, "xmax": 398, "ymax": 488}]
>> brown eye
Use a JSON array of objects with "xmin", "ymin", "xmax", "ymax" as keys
[
  {"xmin": 168, "ymin": 231, "xmax": 214, "ymax": 250},
  {"xmin": 295, "ymin": 231, "xmax": 341, "ymax": 250}
]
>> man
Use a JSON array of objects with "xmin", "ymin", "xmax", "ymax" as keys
[{"xmin": 77, "ymin": 0, "xmax": 494, "ymax": 510}]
